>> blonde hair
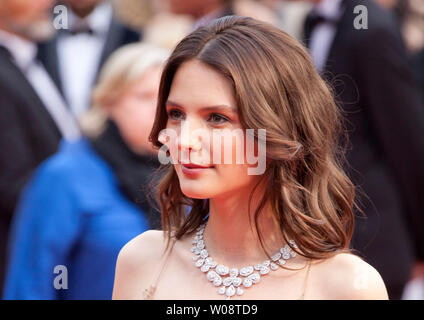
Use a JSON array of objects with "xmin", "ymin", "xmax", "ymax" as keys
[{"xmin": 79, "ymin": 42, "xmax": 170, "ymax": 137}]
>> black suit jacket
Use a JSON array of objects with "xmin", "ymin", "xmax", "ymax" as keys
[
  {"xmin": 37, "ymin": 19, "xmax": 140, "ymax": 98},
  {"xmin": 411, "ymin": 48, "xmax": 424, "ymax": 101},
  {"xmin": 304, "ymin": 0, "xmax": 424, "ymax": 298},
  {"xmin": 0, "ymin": 48, "xmax": 62, "ymax": 294}
]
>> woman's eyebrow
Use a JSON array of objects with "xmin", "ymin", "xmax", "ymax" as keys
[
  {"xmin": 165, "ymin": 100, "xmax": 181, "ymax": 107},
  {"xmin": 166, "ymin": 100, "xmax": 236, "ymax": 113}
]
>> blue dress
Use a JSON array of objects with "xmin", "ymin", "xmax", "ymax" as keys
[{"xmin": 2, "ymin": 138, "xmax": 150, "ymax": 299}]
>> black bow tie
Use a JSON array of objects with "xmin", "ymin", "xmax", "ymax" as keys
[
  {"xmin": 303, "ymin": 12, "xmax": 339, "ymax": 48},
  {"xmin": 306, "ymin": 12, "xmax": 338, "ymax": 29},
  {"xmin": 61, "ymin": 26, "xmax": 94, "ymax": 36}
]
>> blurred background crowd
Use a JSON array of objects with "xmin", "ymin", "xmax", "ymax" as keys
[{"xmin": 0, "ymin": 0, "xmax": 423, "ymax": 300}]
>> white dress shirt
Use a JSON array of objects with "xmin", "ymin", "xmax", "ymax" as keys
[
  {"xmin": 0, "ymin": 29, "xmax": 80, "ymax": 141},
  {"xmin": 309, "ymin": 0, "xmax": 344, "ymax": 73},
  {"xmin": 57, "ymin": 2, "xmax": 112, "ymax": 116}
]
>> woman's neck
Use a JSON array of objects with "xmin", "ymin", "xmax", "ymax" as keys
[{"xmin": 202, "ymin": 183, "xmax": 286, "ymax": 266}]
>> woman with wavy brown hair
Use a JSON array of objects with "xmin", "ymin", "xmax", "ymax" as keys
[{"xmin": 112, "ymin": 16, "xmax": 388, "ymax": 300}]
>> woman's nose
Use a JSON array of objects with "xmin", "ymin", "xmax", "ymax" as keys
[
  {"xmin": 177, "ymin": 121, "xmax": 203, "ymax": 152},
  {"xmin": 178, "ymin": 134, "xmax": 202, "ymax": 152}
]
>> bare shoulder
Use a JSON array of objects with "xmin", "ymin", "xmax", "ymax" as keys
[
  {"xmin": 311, "ymin": 252, "xmax": 389, "ymax": 300},
  {"xmin": 112, "ymin": 230, "xmax": 169, "ymax": 299},
  {"xmin": 118, "ymin": 230, "xmax": 168, "ymax": 264}
]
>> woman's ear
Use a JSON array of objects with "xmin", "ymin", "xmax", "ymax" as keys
[
  {"xmin": 102, "ymin": 96, "xmax": 122, "ymax": 120},
  {"xmin": 101, "ymin": 99, "xmax": 116, "ymax": 113}
]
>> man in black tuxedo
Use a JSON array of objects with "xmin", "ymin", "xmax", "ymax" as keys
[
  {"xmin": 38, "ymin": 0, "xmax": 141, "ymax": 117},
  {"xmin": 411, "ymin": 49, "xmax": 424, "ymax": 102},
  {"xmin": 301, "ymin": 0, "xmax": 424, "ymax": 299},
  {"xmin": 0, "ymin": 0, "xmax": 81, "ymax": 294}
]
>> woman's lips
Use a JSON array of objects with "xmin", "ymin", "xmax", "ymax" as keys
[
  {"xmin": 180, "ymin": 163, "xmax": 214, "ymax": 176},
  {"xmin": 182, "ymin": 163, "xmax": 213, "ymax": 169}
]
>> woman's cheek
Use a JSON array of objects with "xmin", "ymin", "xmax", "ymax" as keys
[
  {"xmin": 211, "ymin": 129, "xmax": 245, "ymax": 165},
  {"xmin": 160, "ymin": 125, "xmax": 181, "ymax": 164}
]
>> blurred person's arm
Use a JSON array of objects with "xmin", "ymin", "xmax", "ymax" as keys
[
  {"xmin": 354, "ymin": 25, "xmax": 424, "ymax": 263},
  {"xmin": 2, "ymin": 159, "xmax": 82, "ymax": 300}
]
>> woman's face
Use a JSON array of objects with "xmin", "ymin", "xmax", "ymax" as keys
[
  {"xmin": 108, "ymin": 65, "xmax": 162, "ymax": 154},
  {"xmin": 163, "ymin": 59, "xmax": 264, "ymax": 199}
]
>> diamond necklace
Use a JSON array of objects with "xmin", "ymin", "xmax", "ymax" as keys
[{"xmin": 191, "ymin": 223, "xmax": 298, "ymax": 300}]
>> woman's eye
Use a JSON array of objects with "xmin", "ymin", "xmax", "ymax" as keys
[
  {"xmin": 208, "ymin": 113, "xmax": 229, "ymax": 124},
  {"xmin": 168, "ymin": 109, "xmax": 184, "ymax": 120}
]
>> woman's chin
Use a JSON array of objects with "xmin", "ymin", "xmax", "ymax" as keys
[
  {"xmin": 180, "ymin": 187, "xmax": 210, "ymax": 199},
  {"xmin": 179, "ymin": 181, "xmax": 213, "ymax": 199}
]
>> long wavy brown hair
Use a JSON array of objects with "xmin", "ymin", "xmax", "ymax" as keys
[{"xmin": 149, "ymin": 16, "xmax": 356, "ymax": 261}]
